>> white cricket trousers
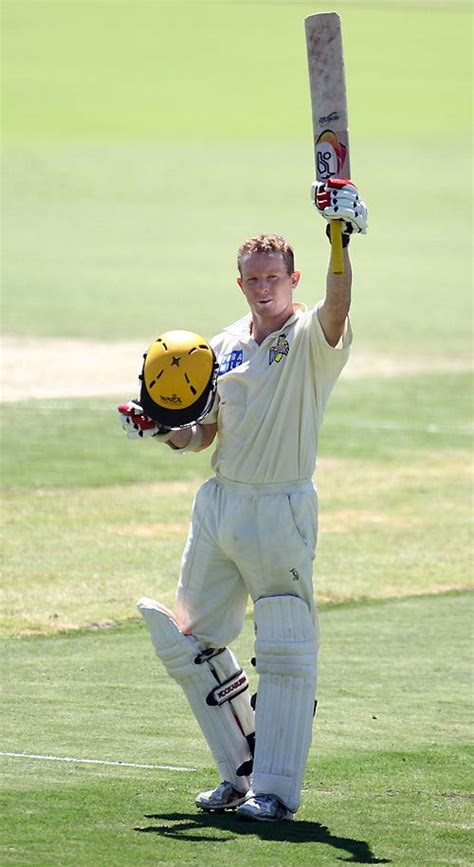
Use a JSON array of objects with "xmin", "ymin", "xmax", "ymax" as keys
[{"xmin": 175, "ymin": 474, "xmax": 319, "ymax": 645}]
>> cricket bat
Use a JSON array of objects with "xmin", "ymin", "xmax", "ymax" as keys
[{"xmin": 305, "ymin": 12, "xmax": 350, "ymax": 275}]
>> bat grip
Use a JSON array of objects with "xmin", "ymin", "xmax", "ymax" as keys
[{"xmin": 330, "ymin": 220, "xmax": 344, "ymax": 275}]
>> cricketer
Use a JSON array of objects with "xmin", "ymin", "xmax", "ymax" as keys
[{"xmin": 118, "ymin": 178, "xmax": 367, "ymax": 821}]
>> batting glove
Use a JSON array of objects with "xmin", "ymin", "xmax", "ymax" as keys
[
  {"xmin": 117, "ymin": 400, "xmax": 174, "ymax": 441},
  {"xmin": 312, "ymin": 178, "xmax": 368, "ymax": 235}
]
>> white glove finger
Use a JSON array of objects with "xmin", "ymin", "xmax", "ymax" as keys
[
  {"xmin": 117, "ymin": 411, "xmax": 150, "ymax": 438},
  {"xmin": 118, "ymin": 410, "xmax": 134, "ymax": 427},
  {"xmin": 327, "ymin": 190, "xmax": 359, "ymax": 209},
  {"xmin": 135, "ymin": 427, "xmax": 159, "ymax": 439},
  {"xmin": 325, "ymin": 198, "xmax": 367, "ymax": 233},
  {"xmin": 127, "ymin": 425, "xmax": 158, "ymax": 439},
  {"xmin": 121, "ymin": 415, "xmax": 142, "ymax": 438}
]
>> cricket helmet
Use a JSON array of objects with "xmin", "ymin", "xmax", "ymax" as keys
[{"xmin": 139, "ymin": 330, "xmax": 218, "ymax": 428}]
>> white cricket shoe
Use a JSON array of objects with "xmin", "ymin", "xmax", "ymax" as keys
[
  {"xmin": 195, "ymin": 781, "xmax": 248, "ymax": 812},
  {"xmin": 236, "ymin": 792, "xmax": 294, "ymax": 822}
]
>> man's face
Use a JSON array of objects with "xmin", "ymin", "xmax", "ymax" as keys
[{"xmin": 237, "ymin": 252, "xmax": 300, "ymax": 322}]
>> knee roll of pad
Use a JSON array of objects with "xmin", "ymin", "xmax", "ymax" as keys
[
  {"xmin": 254, "ymin": 593, "xmax": 318, "ymax": 678},
  {"xmin": 137, "ymin": 596, "xmax": 254, "ymax": 790}
]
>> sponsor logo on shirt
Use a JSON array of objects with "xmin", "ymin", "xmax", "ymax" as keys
[
  {"xmin": 219, "ymin": 348, "xmax": 244, "ymax": 375},
  {"xmin": 269, "ymin": 334, "xmax": 290, "ymax": 365}
]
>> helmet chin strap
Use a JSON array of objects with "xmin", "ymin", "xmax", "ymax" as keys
[{"xmin": 194, "ymin": 361, "xmax": 219, "ymax": 422}]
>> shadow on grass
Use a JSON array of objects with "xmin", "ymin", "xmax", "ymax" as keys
[{"xmin": 134, "ymin": 812, "xmax": 390, "ymax": 864}]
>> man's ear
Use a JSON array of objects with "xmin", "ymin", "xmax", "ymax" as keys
[
  {"xmin": 291, "ymin": 270, "xmax": 301, "ymax": 288},
  {"xmin": 237, "ymin": 276, "xmax": 243, "ymax": 290}
]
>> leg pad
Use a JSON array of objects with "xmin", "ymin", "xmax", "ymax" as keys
[
  {"xmin": 251, "ymin": 594, "xmax": 318, "ymax": 813},
  {"xmin": 138, "ymin": 596, "xmax": 254, "ymax": 790}
]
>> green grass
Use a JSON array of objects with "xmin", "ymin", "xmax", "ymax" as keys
[
  {"xmin": 2, "ymin": 373, "xmax": 472, "ymax": 491},
  {"xmin": 1, "ymin": 372, "xmax": 472, "ymax": 635},
  {"xmin": 1, "ymin": 593, "xmax": 472, "ymax": 865},
  {"xmin": 2, "ymin": 450, "xmax": 471, "ymax": 636},
  {"xmin": 2, "ymin": 3, "xmax": 472, "ymax": 350},
  {"xmin": 2, "ymin": 142, "xmax": 472, "ymax": 351},
  {"xmin": 4, "ymin": 3, "xmax": 470, "ymax": 144}
]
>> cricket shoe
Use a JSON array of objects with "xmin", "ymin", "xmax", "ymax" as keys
[
  {"xmin": 236, "ymin": 792, "xmax": 294, "ymax": 822},
  {"xmin": 195, "ymin": 781, "xmax": 248, "ymax": 812}
]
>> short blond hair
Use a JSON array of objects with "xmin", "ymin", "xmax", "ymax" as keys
[{"xmin": 237, "ymin": 234, "xmax": 295, "ymax": 276}]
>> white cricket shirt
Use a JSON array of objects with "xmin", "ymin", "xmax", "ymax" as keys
[{"xmin": 205, "ymin": 301, "xmax": 352, "ymax": 485}]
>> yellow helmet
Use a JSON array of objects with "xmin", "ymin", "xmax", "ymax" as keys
[{"xmin": 139, "ymin": 330, "xmax": 218, "ymax": 428}]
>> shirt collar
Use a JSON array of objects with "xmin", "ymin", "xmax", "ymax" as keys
[{"xmin": 223, "ymin": 302, "xmax": 307, "ymax": 341}]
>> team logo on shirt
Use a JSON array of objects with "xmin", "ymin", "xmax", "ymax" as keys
[
  {"xmin": 269, "ymin": 334, "xmax": 290, "ymax": 365},
  {"xmin": 219, "ymin": 349, "xmax": 244, "ymax": 375}
]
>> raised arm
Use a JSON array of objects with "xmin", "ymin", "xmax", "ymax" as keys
[{"xmin": 318, "ymin": 247, "xmax": 352, "ymax": 347}]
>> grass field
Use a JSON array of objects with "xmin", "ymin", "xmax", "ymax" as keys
[
  {"xmin": 1, "ymin": 1, "xmax": 473, "ymax": 864},
  {"xmin": 1, "ymin": 594, "xmax": 472, "ymax": 865}
]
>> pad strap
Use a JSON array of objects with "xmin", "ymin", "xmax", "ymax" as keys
[
  {"xmin": 206, "ymin": 669, "xmax": 249, "ymax": 707},
  {"xmin": 194, "ymin": 647, "xmax": 226, "ymax": 664}
]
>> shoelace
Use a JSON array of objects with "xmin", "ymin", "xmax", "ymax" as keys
[
  {"xmin": 254, "ymin": 794, "xmax": 280, "ymax": 808},
  {"xmin": 216, "ymin": 781, "xmax": 240, "ymax": 799}
]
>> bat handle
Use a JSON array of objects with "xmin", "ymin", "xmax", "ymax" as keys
[{"xmin": 330, "ymin": 220, "xmax": 344, "ymax": 275}]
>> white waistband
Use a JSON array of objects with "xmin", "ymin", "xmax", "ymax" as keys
[{"xmin": 215, "ymin": 472, "xmax": 314, "ymax": 497}]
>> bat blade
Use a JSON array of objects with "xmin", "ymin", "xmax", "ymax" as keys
[{"xmin": 305, "ymin": 12, "xmax": 350, "ymax": 274}]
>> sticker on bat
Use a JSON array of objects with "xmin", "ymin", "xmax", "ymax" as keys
[
  {"xmin": 318, "ymin": 111, "xmax": 340, "ymax": 126},
  {"xmin": 316, "ymin": 129, "xmax": 347, "ymax": 179}
]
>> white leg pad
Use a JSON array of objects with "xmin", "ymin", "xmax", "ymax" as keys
[
  {"xmin": 252, "ymin": 595, "xmax": 318, "ymax": 813},
  {"xmin": 137, "ymin": 596, "xmax": 253, "ymax": 791}
]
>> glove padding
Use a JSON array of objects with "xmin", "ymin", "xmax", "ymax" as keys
[
  {"xmin": 117, "ymin": 400, "xmax": 173, "ymax": 441},
  {"xmin": 312, "ymin": 178, "xmax": 368, "ymax": 234}
]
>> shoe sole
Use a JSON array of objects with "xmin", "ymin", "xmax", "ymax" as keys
[
  {"xmin": 236, "ymin": 808, "xmax": 294, "ymax": 822},
  {"xmin": 196, "ymin": 797, "xmax": 247, "ymax": 813}
]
